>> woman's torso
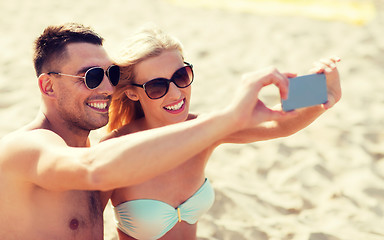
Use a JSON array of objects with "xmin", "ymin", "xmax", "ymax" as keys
[{"xmin": 109, "ymin": 114, "xmax": 217, "ymax": 239}]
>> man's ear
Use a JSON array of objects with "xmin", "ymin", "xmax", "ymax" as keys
[
  {"xmin": 125, "ymin": 89, "xmax": 139, "ymax": 101},
  {"xmin": 38, "ymin": 73, "xmax": 55, "ymax": 97}
]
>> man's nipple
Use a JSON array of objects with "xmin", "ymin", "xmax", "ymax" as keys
[{"xmin": 69, "ymin": 218, "xmax": 79, "ymax": 230}]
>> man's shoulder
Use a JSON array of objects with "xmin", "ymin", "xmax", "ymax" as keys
[
  {"xmin": 2, "ymin": 128, "xmax": 63, "ymax": 145},
  {"xmin": 0, "ymin": 128, "xmax": 65, "ymax": 164}
]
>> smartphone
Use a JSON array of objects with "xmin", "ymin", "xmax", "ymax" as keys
[{"xmin": 282, "ymin": 73, "xmax": 328, "ymax": 112}]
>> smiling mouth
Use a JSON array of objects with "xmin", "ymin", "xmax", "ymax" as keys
[
  {"xmin": 87, "ymin": 102, "xmax": 108, "ymax": 111},
  {"xmin": 164, "ymin": 99, "xmax": 185, "ymax": 111}
]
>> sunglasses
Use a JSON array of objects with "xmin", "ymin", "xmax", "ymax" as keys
[
  {"xmin": 48, "ymin": 65, "xmax": 120, "ymax": 90},
  {"xmin": 131, "ymin": 62, "xmax": 194, "ymax": 99}
]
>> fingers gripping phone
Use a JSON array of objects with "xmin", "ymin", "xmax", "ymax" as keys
[{"xmin": 282, "ymin": 73, "xmax": 328, "ymax": 112}]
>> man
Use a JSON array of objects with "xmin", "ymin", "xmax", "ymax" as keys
[{"xmin": 0, "ymin": 23, "xmax": 340, "ymax": 240}]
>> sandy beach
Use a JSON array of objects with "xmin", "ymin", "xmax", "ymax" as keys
[{"xmin": 1, "ymin": 0, "xmax": 383, "ymax": 239}]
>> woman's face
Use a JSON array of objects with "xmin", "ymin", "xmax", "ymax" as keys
[{"xmin": 127, "ymin": 50, "xmax": 192, "ymax": 128}]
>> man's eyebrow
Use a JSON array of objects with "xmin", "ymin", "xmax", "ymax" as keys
[{"xmin": 76, "ymin": 66, "xmax": 97, "ymax": 75}]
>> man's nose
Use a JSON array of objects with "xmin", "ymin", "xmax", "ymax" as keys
[{"xmin": 96, "ymin": 74, "xmax": 114, "ymax": 95}]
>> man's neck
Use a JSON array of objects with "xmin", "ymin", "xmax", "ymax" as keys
[{"xmin": 29, "ymin": 111, "xmax": 91, "ymax": 148}]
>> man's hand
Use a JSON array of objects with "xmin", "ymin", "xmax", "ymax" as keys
[{"xmin": 226, "ymin": 67, "xmax": 297, "ymax": 131}]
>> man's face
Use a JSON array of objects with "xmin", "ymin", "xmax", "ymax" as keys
[{"xmin": 51, "ymin": 42, "xmax": 115, "ymax": 131}]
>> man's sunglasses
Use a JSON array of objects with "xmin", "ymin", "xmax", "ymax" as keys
[
  {"xmin": 48, "ymin": 65, "xmax": 120, "ymax": 90},
  {"xmin": 131, "ymin": 62, "xmax": 193, "ymax": 99}
]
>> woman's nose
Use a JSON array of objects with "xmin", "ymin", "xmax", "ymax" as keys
[{"xmin": 166, "ymin": 82, "xmax": 181, "ymax": 99}]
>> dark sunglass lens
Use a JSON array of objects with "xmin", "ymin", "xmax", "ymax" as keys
[
  {"xmin": 85, "ymin": 68, "xmax": 104, "ymax": 89},
  {"xmin": 173, "ymin": 66, "xmax": 193, "ymax": 88},
  {"xmin": 107, "ymin": 65, "xmax": 120, "ymax": 86},
  {"xmin": 145, "ymin": 79, "xmax": 169, "ymax": 99}
]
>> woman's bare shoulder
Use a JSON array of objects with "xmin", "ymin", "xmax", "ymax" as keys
[{"xmin": 100, "ymin": 119, "xmax": 145, "ymax": 142}]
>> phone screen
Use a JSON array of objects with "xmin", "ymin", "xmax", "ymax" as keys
[{"xmin": 282, "ymin": 73, "xmax": 328, "ymax": 112}]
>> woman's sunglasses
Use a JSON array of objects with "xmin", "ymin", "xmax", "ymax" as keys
[
  {"xmin": 131, "ymin": 62, "xmax": 193, "ymax": 99},
  {"xmin": 48, "ymin": 65, "xmax": 120, "ymax": 90}
]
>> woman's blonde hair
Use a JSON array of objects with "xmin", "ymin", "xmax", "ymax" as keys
[{"xmin": 107, "ymin": 26, "xmax": 184, "ymax": 132}]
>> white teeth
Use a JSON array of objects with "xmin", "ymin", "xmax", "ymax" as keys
[
  {"xmin": 89, "ymin": 102, "xmax": 107, "ymax": 110},
  {"xmin": 165, "ymin": 100, "xmax": 184, "ymax": 111}
]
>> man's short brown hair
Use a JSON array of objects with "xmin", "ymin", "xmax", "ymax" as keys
[{"xmin": 33, "ymin": 22, "xmax": 104, "ymax": 76}]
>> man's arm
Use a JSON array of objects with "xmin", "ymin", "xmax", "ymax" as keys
[
  {"xmin": 0, "ymin": 67, "xmax": 293, "ymax": 192},
  {"xmin": 217, "ymin": 104, "xmax": 325, "ymax": 143},
  {"xmin": 0, "ymin": 112, "xmax": 235, "ymax": 191}
]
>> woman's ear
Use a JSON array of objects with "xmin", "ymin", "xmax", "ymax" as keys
[
  {"xmin": 125, "ymin": 89, "xmax": 139, "ymax": 101},
  {"xmin": 38, "ymin": 73, "xmax": 55, "ymax": 98}
]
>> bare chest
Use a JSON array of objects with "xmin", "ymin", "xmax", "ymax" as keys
[
  {"xmin": 47, "ymin": 190, "xmax": 104, "ymax": 239},
  {"xmin": 1, "ymin": 189, "xmax": 104, "ymax": 240}
]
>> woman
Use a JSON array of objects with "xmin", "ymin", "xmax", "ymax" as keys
[{"xmin": 102, "ymin": 26, "xmax": 341, "ymax": 240}]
